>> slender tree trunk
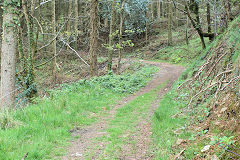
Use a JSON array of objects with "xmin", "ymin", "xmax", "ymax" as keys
[
  {"xmin": 1, "ymin": 0, "xmax": 18, "ymax": 109},
  {"xmin": 213, "ymin": 0, "xmax": 218, "ymax": 37},
  {"xmin": 185, "ymin": 16, "xmax": 189, "ymax": 46},
  {"xmin": 145, "ymin": 9, "xmax": 149, "ymax": 42},
  {"xmin": 168, "ymin": 0, "xmax": 173, "ymax": 46},
  {"xmin": 157, "ymin": 0, "xmax": 161, "ymax": 19},
  {"xmin": 0, "ymin": 4, "xmax": 3, "ymax": 53},
  {"xmin": 226, "ymin": 0, "xmax": 231, "ymax": 21},
  {"xmin": 67, "ymin": 0, "xmax": 73, "ymax": 32},
  {"xmin": 67, "ymin": 0, "xmax": 73, "ymax": 50},
  {"xmin": 174, "ymin": 2, "xmax": 178, "ymax": 27},
  {"xmin": 163, "ymin": 1, "xmax": 166, "ymax": 17},
  {"xmin": 52, "ymin": 0, "xmax": 57, "ymax": 84},
  {"xmin": 117, "ymin": 0, "xmax": 125, "ymax": 74},
  {"xmin": 34, "ymin": 0, "xmax": 40, "ymax": 59},
  {"xmin": 107, "ymin": 0, "xmax": 116, "ymax": 71},
  {"xmin": 89, "ymin": 0, "xmax": 98, "ymax": 76},
  {"xmin": 185, "ymin": 2, "xmax": 206, "ymax": 49},
  {"xmin": 22, "ymin": 0, "xmax": 37, "ymax": 99},
  {"xmin": 160, "ymin": 1, "xmax": 163, "ymax": 17},
  {"xmin": 74, "ymin": 0, "xmax": 79, "ymax": 50},
  {"xmin": 206, "ymin": 2, "xmax": 213, "ymax": 41},
  {"xmin": 151, "ymin": 0, "xmax": 155, "ymax": 19},
  {"xmin": 206, "ymin": 2, "xmax": 211, "ymax": 34}
]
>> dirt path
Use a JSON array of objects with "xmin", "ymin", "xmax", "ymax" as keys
[{"xmin": 61, "ymin": 60, "xmax": 185, "ymax": 160}]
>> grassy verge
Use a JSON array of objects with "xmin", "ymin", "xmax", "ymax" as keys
[
  {"xmin": 0, "ymin": 65, "xmax": 158, "ymax": 160},
  {"xmin": 152, "ymin": 75, "xmax": 191, "ymax": 159}
]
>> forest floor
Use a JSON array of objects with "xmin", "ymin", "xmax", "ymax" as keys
[{"xmin": 60, "ymin": 60, "xmax": 185, "ymax": 160}]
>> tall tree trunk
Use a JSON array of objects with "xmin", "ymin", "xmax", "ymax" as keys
[
  {"xmin": 89, "ymin": 0, "xmax": 98, "ymax": 76},
  {"xmin": 223, "ymin": 0, "xmax": 231, "ymax": 29},
  {"xmin": 151, "ymin": 0, "xmax": 155, "ymax": 19},
  {"xmin": 52, "ymin": 0, "xmax": 57, "ymax": 84},
  {"xmin": 206, "ymin": 2, "xmax": 211, "ymax": 34},
  {"xmin": 185, "ymin": 2, "xmax": 206, "ymax": 49},
  {"xmin": 185, "ymin": 16, "xmax": 189, "ymax": 46},
  {"xmin": 157, "ymin": 0, "xmax": 161, "ymax": 19},
  {"xmin": 206, "ymin": 2, "xmax": 213, "ymax": 41},
  {"xmin": 22, "ymin": 0, "xmax": 37, "ymax": 99},
  {"xmin": 0, "ymin": 4, "xmax": 3, "ymax": 51},
  {"xmin": 107, "ymin": 0, "xmax": 116, "ymax": 71},
  {"xmin": 67, "ymin": 0, "xmax": 73, "ymax": 50},
  {"xmin": 160, "ymin": 1, "xmax": 163, "ymax": 17},
  {"xmin": 117, "ymin": 0, "xmax": 125, "ymax": 74},
  {"xmin": 226, "ymin": 0, "xmax": 231, "ymax": 21},
  {"xmin": 163, "ymin": 1, "xmax": 166, "ymax": 17},
  {"xmin": 213, "ymin": 0, "xmax": 218, "ymax": 37},
  {"xmin": 67, "ymin": 0, "xmax": 73, "ymax": 32},
  {"xmin": 1, "ymin": 0, "xmax": 18, "ymax": 109},
  {"xmin": 168, "ymin": 0, "xmax": 173, "ymax": 46},
  {"xmin": 145, "ymin": 9, "xmax": 150, "ymax": 42},
  {"xmin": 74, "ymin": 0, "xmax": 79, "ymax": 50}
]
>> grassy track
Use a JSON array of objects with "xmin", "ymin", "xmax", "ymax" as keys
[
  {"xmin": 0, "ymin": 65, "xmax": 158, "ymax": 160},
  {"xmin": 89, "ymin": 82, "xmax": 168, "ymax": 159}
]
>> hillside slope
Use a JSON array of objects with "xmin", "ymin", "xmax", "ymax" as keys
[
  {"xmin": 152, "ymin": 16, "xmax": 239, "ymax": 160},
  {"xmin": 179, "ymin": 16, "xmax": 240, "ymax": 159}
]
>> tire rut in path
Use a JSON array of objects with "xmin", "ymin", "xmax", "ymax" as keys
[{"xmin": 61, "ymin": 60, "xmax": 185, "ymax": 160}]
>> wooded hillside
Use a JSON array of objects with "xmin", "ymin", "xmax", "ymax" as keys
[{"xmin": 0, "ymin": 0, "xmax": 239, "ymax": 159}]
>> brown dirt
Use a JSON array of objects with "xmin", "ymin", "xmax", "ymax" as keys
[{"xmin": 60, "ymin": 60, "xmax": 185, "ymax": 160}]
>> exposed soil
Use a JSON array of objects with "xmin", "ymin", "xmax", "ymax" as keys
[{"xmin": 60, "ymin": 60, "xmax": 185, "ymax": 160}]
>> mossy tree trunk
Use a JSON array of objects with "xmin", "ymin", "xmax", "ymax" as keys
[{"xmin": 22, "ymin": 0, "xmax": 37, "ymax": 99}]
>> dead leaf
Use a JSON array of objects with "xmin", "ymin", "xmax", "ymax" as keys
[
  {"xmin": 176, "ymin": 139, "xmax": 186, "ymax": 145},
  {"xmin": 220, "ymin": 107, "xmax": 228, "ymax": 113},
  {"xmin": 175, "ymin": 149, "xmax": 185, "ymax": 160},
  {"xmin": 201, "ymin": 145, "xmax": 211, "ymax": 153}
]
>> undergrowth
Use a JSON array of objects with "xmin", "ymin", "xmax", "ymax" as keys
[
  {"xmin": 92, "ymin": 65, "xmax": 158, "ymax": 93},
  {"xmin": 152, "ymin": 37, "xmax": 208, "ymax": 65}
]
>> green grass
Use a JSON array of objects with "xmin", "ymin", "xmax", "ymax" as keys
[
  {"xmin": 153, "ymin": 37, "xmax": 208, "ymax": 66},
  {"xmin": 84, "ymin": 81, "xmax": 169, "ymax": 159},
  {"xmin": 0, "ymin": 65, "xmax": 158, "ymax": 160},
  {"xmin": 152, "ymin": 77, "xmax": 191, "ymax": 159},
  {"xmin": 0, "ymin": 85, "xmax": 122, "ymax": 160}
]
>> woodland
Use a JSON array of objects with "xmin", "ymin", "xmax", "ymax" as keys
[{"xmin": 0, "ymin": 0, "xmax": 239, "ymax": 159}]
